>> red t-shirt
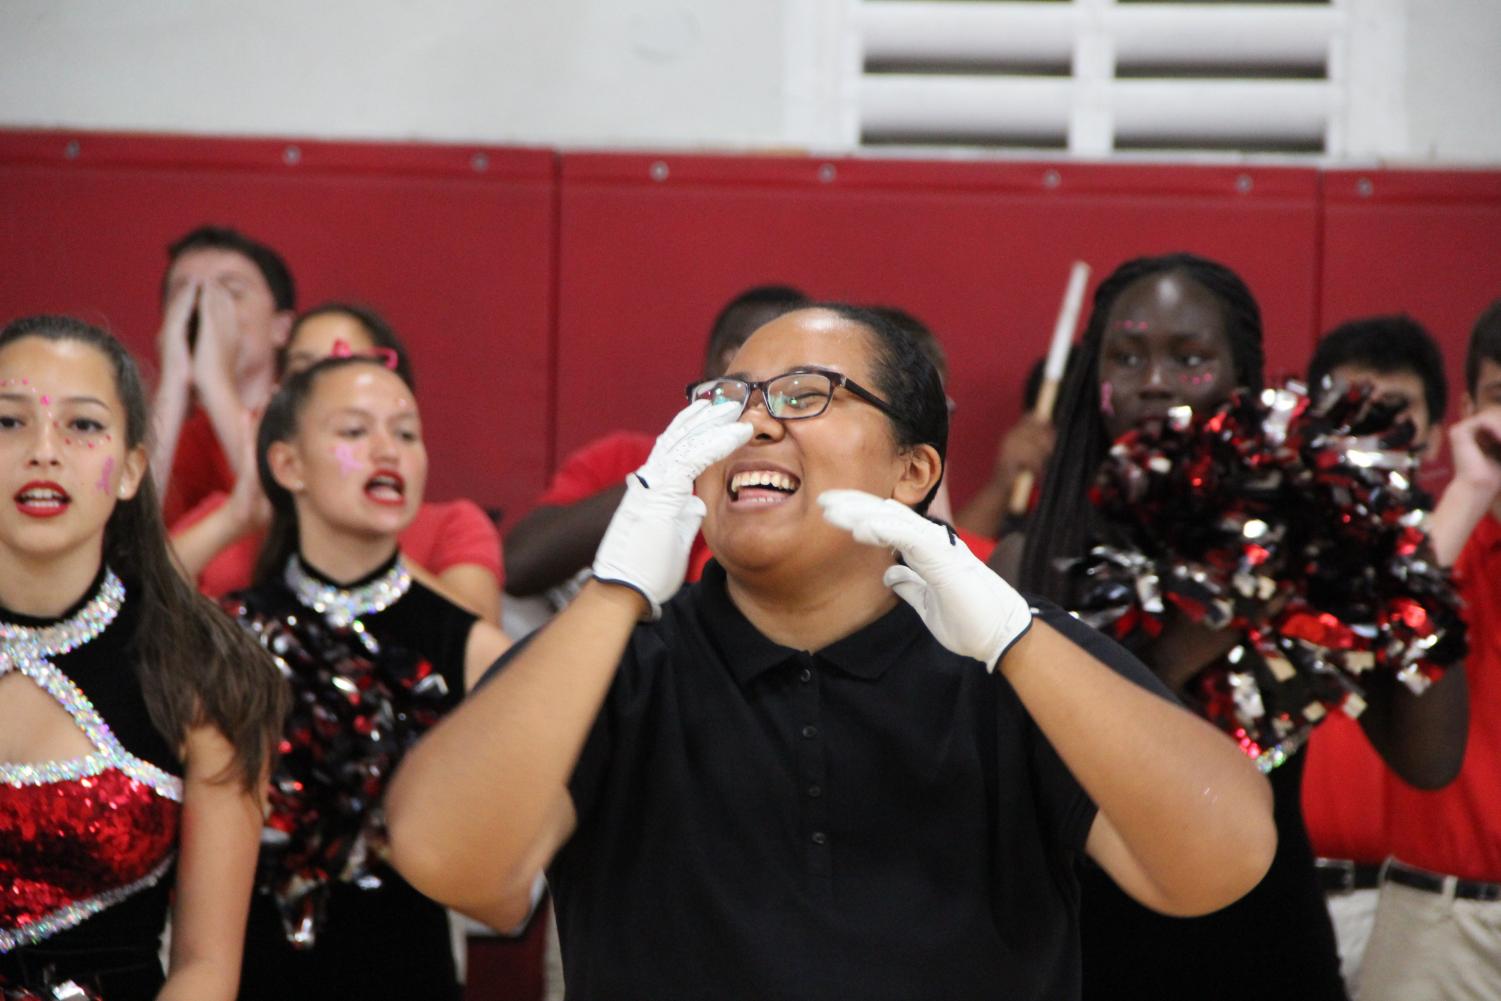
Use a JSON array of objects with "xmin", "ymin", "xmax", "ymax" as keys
[
  {"xmin": 539, "ymin": 432, "xmax": 714, "ymax": 583},
  {"xmin": 1386, "ymin": 512, "xmax": 1501, "ymax": 880},
  {"xmin": 1300, "ymin": 712, "xmax": 1389, "ymax": 864},
  {"xmin": 162, "ymin": 409, "xmax": 234, "ymax": 528},
  {"xmin": 174, "ymin": 493, "xmax": 503, "ymax": 599},
  {"xmin": 537, "ymin": 431, "xmax": 654, "ymax": 506},
  {"xmin": 955, "ymin": 526, "xmax": 997, "ymax": 564}
]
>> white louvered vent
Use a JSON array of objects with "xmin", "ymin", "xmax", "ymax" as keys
[{"xmin": 854, "ymin": 0, "xmax": 1344, "ymax": 155}]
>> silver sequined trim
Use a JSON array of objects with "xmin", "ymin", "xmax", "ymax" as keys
[
  {"xmin": 0, "ymin": 570, "xmax": 183, "ymax": 801},
  {"xmin": 0, "ymin": 675, "xmax": 184, "ymax": 799},
  {"xmin": 0, "ymin": 852, "xmax": 175, "ymax": 953},
  {"xmin": 284, "ymin": 554, "xmax": 412, "ymax": 629},
  {"xmin": 0, "ymin": 570, "xmax": 123, "ymax": 661}
]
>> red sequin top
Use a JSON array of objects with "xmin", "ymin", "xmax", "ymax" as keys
[
  {"xmin": 0, "ymin": 570, "xmax": 183, "ymax": 994},
  {"xmin": 1, "ymin": 771, "xmax": 179, "ymax": 947}
]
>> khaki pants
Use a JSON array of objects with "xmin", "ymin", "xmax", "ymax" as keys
[
  {"xmin": 1326, "ymin": 886, "xmax": 1379, "ymax": 997},
  {"xmin": 1360, "ymin": 874, "xmax": 1501, "ymax": 1001}
]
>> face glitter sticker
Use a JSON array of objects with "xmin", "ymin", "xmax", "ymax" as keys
[
  {"xmin": 1100, "ymin": 381, "xmax": 1116, "ymax": 417},
  {"xmin": 333, "ymin": 443, "xmax": 362, "ymax": 477},
  {"xmin": 96, "ymin": 456, "xmax": 115, "ymax": 494}
]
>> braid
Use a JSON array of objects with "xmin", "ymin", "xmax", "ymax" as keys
[{"xmin": 1017, "ymin": 252, "xmax": 1265, "ymax": 603}]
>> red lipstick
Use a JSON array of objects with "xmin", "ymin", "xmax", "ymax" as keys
[
  {"xmin": 364, "ymin": 469, "xmax": 406, "ymax": 507},
  {"xmin": 14, "ymin": 480, "xmax": 70, "ymax": 518}
]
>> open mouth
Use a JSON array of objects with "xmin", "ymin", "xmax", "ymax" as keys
[
  {"xmin": 364, "ymin": 470, "xmax": 406, "ymax": 506},
  {"xmin": 15, "ymin": 481, "xmax": 71, "ymax": 518},
  {"xmin": 728, "ymin": 469, "xmax": 801, "ymax": 505}
]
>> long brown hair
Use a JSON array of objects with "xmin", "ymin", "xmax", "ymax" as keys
[{"xmin": 0, "ymin": 316, "xmax": 286, "ymax": 791}]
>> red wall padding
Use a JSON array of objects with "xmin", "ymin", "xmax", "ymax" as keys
[
  {"xmin": 0, "ymin": 132, "xmax": 556, "ymax": 523},
  {"xmin": 1320, "ymin": 169, "xmax": 1501, "ymax": 422},
  {"xmin": 557, "ymin": 154, "xmax": 1321, "ymax": 505},
  {"xmin": 3, "ymin": 130, "xmax": 1499, "ymax": 523}
]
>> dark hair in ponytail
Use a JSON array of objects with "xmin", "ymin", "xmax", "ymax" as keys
[
  {"xmin": 1017, "ymin": 253, "xmax": 1265, "ymax": 603},
  {"xmin": 0, "ymin": 316, "xmax": 286, "ymax": 791},
  {"xmin": 252, "ymin": 355, "xmax": 416, "ymax": 587}
]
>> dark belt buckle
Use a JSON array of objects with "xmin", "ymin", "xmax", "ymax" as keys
[{"xmin": 1316, "ymin": 858, "xmax": 1357, "ymax": 894}]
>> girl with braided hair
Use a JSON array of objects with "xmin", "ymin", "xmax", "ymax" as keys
[
  {"xmin": 1013, "ymin": 252, "xmax": 1265, "ymax": 602},
  {"xmin": 1008, "ymin": 253, "xmax": 1463, "ymax": 1000}
]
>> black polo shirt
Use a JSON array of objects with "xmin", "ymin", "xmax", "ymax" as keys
[{"xmin": 495, "ymin": 561, "xmax": 1171, "ymax": 1001}]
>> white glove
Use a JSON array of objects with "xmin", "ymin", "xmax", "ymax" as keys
[
  {"xmin": 593, "ymin": 399, "xmax": 752, "ymax": 619},
  {"xmin": 819, "ymin": 489, "xmax": 1034, "ymax": 671}
]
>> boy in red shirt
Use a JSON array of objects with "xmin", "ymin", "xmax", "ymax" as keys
[
  {"xmin": 150, "ymin": 225, "xmax": 296, "ymax": 525},
  {"xmin": 1298, "ymin": 315, "xmax": 1452, "ymax": 992},
  {"xmin": 1359, "ymin": 299, "xmax": 1501, "ymax": 1001}
]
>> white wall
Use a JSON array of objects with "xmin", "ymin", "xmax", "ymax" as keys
[
  {"xmin": 1, "ymin": 0, "xmax": 1498, "ymax": 163},
  {"xmin": 1401, "ymin": 0, "xmax": 1501, "ymax": 163},
  {"xmin": 0, "ymin": 0, "xmax": 790, "ymax": 148}
]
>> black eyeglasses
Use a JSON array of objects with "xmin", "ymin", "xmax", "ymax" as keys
[{"xmin": 685, "ymin": 367, "xmax": 898, "ymax": 422}]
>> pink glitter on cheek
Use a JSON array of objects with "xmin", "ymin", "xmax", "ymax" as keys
[
  {"xmin": 333, "ymin": 443, "xmax": 362, "ymax": 477},
  {"xmin": 1100, "ymin": 381, "xmax": 1116, "ymax": 417},
  {"xmin": 97, "ymin": 456, "xmax": 115, "ymax": 494}
]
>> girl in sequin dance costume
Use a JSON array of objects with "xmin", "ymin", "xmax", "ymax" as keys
[
  {"xmin": 225, "ymin": 354, "xmax": 511, "ymax": 1001},
  {"xmin": 0, "ymin": 316, "xmax": 286, "ymax": 1001}
]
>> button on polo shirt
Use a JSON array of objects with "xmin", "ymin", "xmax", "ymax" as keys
[{"xmin": 494, "ymin": 561, "xmax": 1172, "ymax": 1001}]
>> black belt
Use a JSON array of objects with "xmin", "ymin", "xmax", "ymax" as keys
[
  {"xmin": 1385, "ymin": 859, "xmax": 1501, "ymax": 902},
  {"xmin": 1315, "ymin": 857, "xmax": 1382, "ymax": 893}
]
